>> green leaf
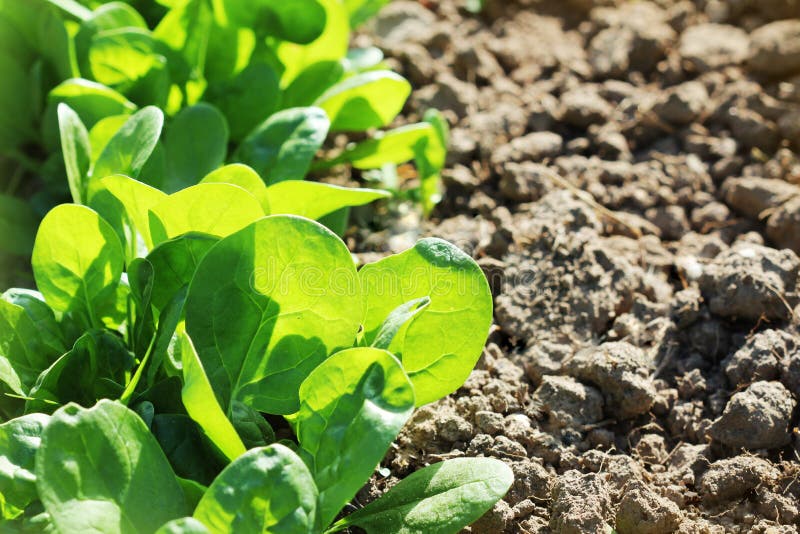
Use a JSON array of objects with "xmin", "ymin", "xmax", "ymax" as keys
[
  {"xmin": 88, "ymin": 114, "xmax": 129, "ymax": 162},
  {"xmin": 184, "ymin": 215, "xmax": 361, "ymax": 415},
  {"xmin": 296, "ymin": 347, "xmax": 414, "ymax": 526},
  {"xmin": 275, "ymin": 0, "xmax": 349, "ymax": 87},
  {"xmin": 229, "ymin": 400, "xmax": 275, "ymax": 449},
  {"xmin": 264, "ymin": 181, "xmax": 389, "ymax": 220},
  {"xmin": 57, "ymin": 104, "xmax": 91, "ymax": 205},
  {"xmin": 75, "ymin": 2, "xmax": 148, "ymax": 76},
  {"xmin": 88, "ymin": 27, "xmax": 165, "ymax": 92},
  {"xmin": 220, "ymin": 0, "xmax": 326, "ymax": 44},
  {"xmin": 0, "ymin": 194, "xmax": 37, "ymax": 256},
  {"xmin": 90, "ymin": 174, "xmax": 168, "ymax": 260},
  {"xmin": 92, "ymin": 106, "xmax": 164, "ymax": 183},
  {"xmin": 417, "ymin": 109, "xmax": 448, "ymax": 214},
  {"xmin": 1, "ymin": 289, "xmax": 66, "ymax": 357},
  {"xmin": 329, "ymin": 458, "xmax": 513, "ymax": 534},
  {"xmin": 156, "ymin": 517, "xmax": 210, "ymax": 534},
  {"xmin": 235, "ymin": 107, "xmax": 329, "ymax": 184},
  {"xmin": 164, "ymin": 104, "xmax": 229, "ymax": 192},
  {"xmin": 147, "ymin": 183, "xmax": 264, "ymax": 245},
  {"xmin": 0, "ymin": 299, "xmax": 59, "ymax": 397},
  {"xmin": 371, "ymin": 297, "xmax": 431, "ymax": 350},
  {"xmin": 151, "ymin": 414, "xmax": 223, "ymax": 485},
  {"xmin": 46, "ymin": 78, "xmax": 136, "ymax": 133},
  {"xmin": 358, "ymin": 239, "xmax": 492, "ymax": 406},
  {"xmin": 200, "ymin": 164, "xmax": 269, "ymax": 211},
  {"xmin": 321, "ymin": 123, "xmax": 435, "ymax": 170},
  {"xmin": 281, "ymin": 61, "xmax": 344, "ymax": 110},
  {"xmin": 26, "ymin": 329, "xmax": 134, "ymax": 413},
  {"xmin": 146, "ymin": 233, "xmax": 218, "ymax": 312},
  {"xmin": 31, "ymin": 205, "xmax": 124, "ymax": 328},
  {"xmin": 343, "ymin": 0, "xmax": 390, "ymax": 27},
  {"xmin": 193, "ymin": 444, "xmax": 318, "ymax": 533},
  {"xmin": 153, "ymin": 0, "xmax": 213, "ymax": 79},
  {"xmin": 316, "ymin": 71, "xmax": 410, "ymax": 132},
  {"xmin": 0, "ymin": 413, "xmax": 49, "ymax": 519},
  {"xmin": 35, "ymin": 400, "xmax": 187, "ymax": 533},
  {"xmin": 127, "ymin": 258, "xmax": 155, "ymax": 358},
  {"xmin": 179, "ymin": 333, "xmax": 247, "ymax": 462},
  {"xmin": 205, "ymin": 62, "xmax": 280, "ymax": 142}
]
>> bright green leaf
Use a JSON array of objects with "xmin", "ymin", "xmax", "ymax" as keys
[
  {"xmin": 88, "ymin": 114, "xmax": 129, "ymax": 163},
  {"xmin": 316, "ymin": 71, "xmax": 410, "ymax": 132},
  {"xmin": 31, "ymin": 205, "xmax": 124, "ymax": 328},
  {"xmin": 200, "ymin": 164, "xmax": 269, "ymax": 212},
  {"xmin": 321, "ymin": 123, "xmax": 435, "ymax": 170},
  {"xmin": 156, "ymin": 517, "xmax": 210, "ymax": 534},
  {"xmin": 92, "ymin": 106, "xmax": 164, "ymax": 183},
  {"xmin": 343, "ymin": 0, "xmax": 390, "ymax": 27},
  {"xmin": 147, "ymin": 183, "xmax": 264, "ymax": 245},
  {"xmin": 57, "ymin": 104, "xmax": 91, "ymax": 205},
  {"xmin": 185, "ymin": 215, "xmax": 361, "ymax": 414},
  {"xmin": 330, "ymin": 458, "xmax": 513, "ymax": 534},
  {"xmin": 296, "ymin": 347, "xmax": 414, "ymax": 526},
  {"xmin": 265, "ymin": 181, "xmax": 389, "ymax": 220},
  {"xmin": 1, "ymin": 289, "xmax": 66, "ymax": 357},
  {"xmin": 371, "ymin": 296, "xmax": 430, "ymax": 350},
  {"xmin": 358, "ymin": 238, "xmax": 492, "ymax": 406},
  {"xmin": 179, "ymin": 333, "xmax": 247, "ymax": 462}
]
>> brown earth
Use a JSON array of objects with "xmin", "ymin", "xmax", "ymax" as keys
[{"xmin": 349, "ymin": 1, "xmax": 800, "ymax": 532}]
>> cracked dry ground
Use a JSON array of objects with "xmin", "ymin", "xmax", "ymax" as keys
[{"xmin": 345, "ymin": 1, "xmax": 800, "ymax": 533}]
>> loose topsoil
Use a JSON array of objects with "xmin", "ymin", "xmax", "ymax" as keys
[{"xmin": 345, "ymin": 1, "xmax": 800, "ymax": 532}]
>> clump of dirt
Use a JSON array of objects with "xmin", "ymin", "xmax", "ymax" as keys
[{"xmin": 355, "ymin": 1, "xmax": 800, "ymax": 532}]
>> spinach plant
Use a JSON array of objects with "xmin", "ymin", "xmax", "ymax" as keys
[
  {"xmin": 1, "ymin": 192, "xmax": 511, "ymax": 532},
  {"xmin": 0, "ymin": 0, "xmax": 448, "ymax": 287}
]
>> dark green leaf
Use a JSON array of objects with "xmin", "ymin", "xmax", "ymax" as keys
[
  {"xmin": 205, "ymin": 62, "xmax": 280, "ymax": 142},
  {"xmin": 235, "ymin": 107, "xmax": 329, "ymax": 184},
  {"xmin": 0, "ymin": 194, "xmax": 37, "ymax": 256},
  {"xmin": 164, "ymin": 104, "xmax": 229, "ymax": 191},
  {"xmin": 26, "ymin": 330, "xmax": 134, "ymax": 413},
  {"xmin": 145, "ymin": 233, "xmax": 218, "ymax": 312}
]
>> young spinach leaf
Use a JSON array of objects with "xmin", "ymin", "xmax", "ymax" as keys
[
  {"xmin": 316, "ymin": 70, "xmax": 410, "ymax": 132},
  {"xmin": 57, "ymin": 103, "xmax": 91, "ymax": 204},
  {"xmin": 235, "ymin": 107, "xmax": 329, "ymax": 184},
  {"xmin": 164, "ymin": 104, "xmax": 229, "ymax": 192},
  {"xmin": 184, "ymin": 215, "xmax": 361, "ymax": 415},
  {"xmin": 328, "ymin": 458, "xmax": 513, "ymax": 534},
  {"xmin": 193, "ymin": 443, "xmax": 318, "ymax": 534},
  {"xmin": 147, "ymin": 183, "xmax": 264, "ymax": 245},
  {"xmin": 35, "ymin": 400, "xmax": 187, "ymax": 533},
  {"xmin": 358, "ymin": 238, "xmax": 492, "ymax": 405},
  {"xmin": 92, "ymin": 105, "xmax": 164, "ymax": 184},
  {"xmin": 264, "ymin": 181, "xmax": 390, "ymax": 221},
  {"xmin": 296, "ymin": 347, "xmax": 414, "ymax": 526},
  {"xmin": 31, "ymin": 204, "xmax": 124, "ymax": 329},
  {"xmin": 0, "ymin": 413, "xmax": 49, "ymax": 519}
]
